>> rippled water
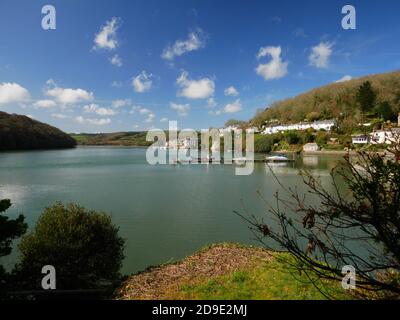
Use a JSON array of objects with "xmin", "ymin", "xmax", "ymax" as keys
[{"xmin": 0, "ymin": 147, "xmax": 344, "ymax": 274}]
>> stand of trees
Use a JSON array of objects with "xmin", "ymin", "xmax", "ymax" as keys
[
  {"xmin": 0, "ymin": 111, "xmax": 76, "ymax": 150},
  {"xmin": 251, "ymin": 71, "xmax": 400, "ymax": 129}
]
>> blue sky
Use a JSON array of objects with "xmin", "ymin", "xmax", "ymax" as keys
[{"xmin": 0, "ymin": 0, "xmax": 400, "ymax": 133}]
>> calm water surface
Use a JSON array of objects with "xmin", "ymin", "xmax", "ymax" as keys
[{"xmin": 0, "ymin": 147, "xmax": 343, "ymax": 274}]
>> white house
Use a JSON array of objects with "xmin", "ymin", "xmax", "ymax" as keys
[
  {"xmin": 211, "ymin": 140, "xmax": 220, "ymax": 152},
  {"xmin": 370, "ymin": 128, "xmax": 400, "ymax": 145},
  {"xmin": 352, "ymin": 134, "xmax": 369, "ymax": 144},
  {"xmin": 247, "ymin": 126, "xmax": 260, "ymax": 133},
  {"xmin": 303, "ymin": 143, "xmax": 320, "ymax": 152},
  {"xmin": 166, "ymin": 137, "xmax": 198, "ymax": 149},
  {"xmin": 181, "ymin": 137, "xmax": 198, "ymax": 149},
  {"xmin": 219, "ymin": 126, "xmax": 239, "ymax": 137},
  {"xmin": 351, "ymin": 128, "xmax": 400, "ymax": 145},
  {"xmin": 262, "ymin": 119, "xmax": 336, "ymax": 135}
]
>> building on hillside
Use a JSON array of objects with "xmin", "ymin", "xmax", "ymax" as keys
[
  {"xmin": 351, "ymin": 128, "xmax": 400, "ymax": 145},
  {"xmin": 351, "ymin": 134, "xmax": 369, "ymax": 144},
  {"xmin": 370, "ymin": 128, "xmax": 400, "ymax": 145},
  {"xmin": 166, "ymin": 137, "xmax": 198, "ymax": 149},
  {"xmin": 219, "ymin": 125, "xmax": 239, "ymax": 137},
  {"xmin": 303, "ymin": 143, "xmax": 320, "ymax": 152},
  {"xmin": 261, "ymin": 119, "xmax": 336, "ymax": 135},
  {"xmin": 211, "ymin": 140, "xmax": 220, "ymax": 152},
  {"xmin": 247, "ymin": 126, "xmax": 260, "ymax": 133},
  {"xmin": 181, "ymin": 137, "xmax": 198, "ymax": 149}
]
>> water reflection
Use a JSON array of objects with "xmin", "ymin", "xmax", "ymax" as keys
[{"xmin": 302, "ymin": 156, "xmax": 319, "ymax": 167}]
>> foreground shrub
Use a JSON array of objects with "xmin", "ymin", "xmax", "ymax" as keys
[
  {"xmin": 0, "ymin": 199, "xmax": 27, "ymax": 292},
  {"xmin": 238, "ymin": 133, "xmax": 400, "ymax": 298},
  {"xmin": 15, "ymin": 202, "xmax": 125, "ymax": 290}
]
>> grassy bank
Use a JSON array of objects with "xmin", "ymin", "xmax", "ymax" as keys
[{"xmin": 116, "ymin": 243, "xmax": 352, "ymax": 300}]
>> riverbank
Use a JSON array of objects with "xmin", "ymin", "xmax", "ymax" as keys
[{"xmin": 115, "ymin": 243, "xmax": 350, "ymax": 300}]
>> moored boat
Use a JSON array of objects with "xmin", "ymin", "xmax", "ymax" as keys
[{"xmin": 265, "ymin": 154, "xmax": 294, "ymax": 163}]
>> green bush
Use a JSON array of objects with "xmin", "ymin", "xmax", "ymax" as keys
[
  {"xmin": 306, "ymin": 111, "xmax": 320, "ymax": 122},
  {"xmin": 15, "ymin": 202, "xmax": 125, "ymax": 290},
  {"xmin": 284, "ymin": 130, "xmax": 301, "ymax": 145},
  {"xmin": 255, "ymin": 135, "xmax": 273, "ymax": 153},
  {"xmin": 0, "ymin": 199, "xmax": 27, "ymax": 292},
  {"xmin": 315, "ymin": 131, "xmax": 329, "ymax": 146},
  {"xmin": 301, "ymin": 130, "xmax": 315, "ymax": 144}
]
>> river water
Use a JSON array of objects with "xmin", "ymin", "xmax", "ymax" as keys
[{"xmin": 0, "ymin": 146, "xmax": 344, "ymax": 274}]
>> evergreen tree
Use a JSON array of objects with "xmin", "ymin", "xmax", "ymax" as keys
[{"xmin": 356, "ymin": 81, "xmax": 377, "ymax": 114}]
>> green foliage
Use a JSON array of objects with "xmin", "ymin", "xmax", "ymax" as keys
[
  {"xmin": 246, "ymin": 142, "xmax": 400, "ymax": 297},
  {"xmin": 224, "ymin": 119, "xmax": 248, "ymax": 128},
  {"xmin": 306, "ymin": 111, "xmax": 320, "ymax": 122},
  {"xmin": 315, "ymin": 131, "xmax": 329, "ymax": 146},
  {"xmin": 0, "ymin": 199, "xmax": 27, "ymax": 291},
  {"xmin": 70, "ymin": 131, "xmax": 152, "ymax": 147},
  {"xmin": 15, "ymin": 202, "xmax": 125, "ymax": 290},
  {"xmin": 254, "ymin": 135, "xmax": 273, "ymax": 153},
  {"xmin": 251, "ymin": 71, "xmax": 400, "ymax": 128},
  {"xmin": 356, "ymin": 81, "xmax": 377, "ymax": 114},
  {"xmin": 180, "ymin": 253, "xmax": 349, "ymax": 300},
  {"xmin": 0, "ymin": 111, "xmax": 76, "ymax": 150},
  {"xmin": 302, "ymin": 130, "xmax": 315, "ymax": 144},
  {"xmin": 375, "ymin": 101, "xmax": 396, "ymax": 121},
  {"xmin": 283, "ymin": 130, "xmax": 301, "ymax": 145},
  {"xmin": 278, "ymin": 140, "xmax": 290, "ymax": 151}
]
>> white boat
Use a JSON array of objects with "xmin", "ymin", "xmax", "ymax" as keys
[
  {"xmin": 265, "ymin": 154, "xmax": 294, "ymax": 163},
  {"xmin": 233, "ymin": 157, "xmax": 248, "ymax": 165}
]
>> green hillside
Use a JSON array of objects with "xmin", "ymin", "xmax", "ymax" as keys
[
  {"xmin": 251, "ymin": 70, "xmax": 400, "ymax": 128},
  {"xmin": 0, "ymin": 111, "xmax": 76, "ymax": 150},
  {"xmin": 70, "ymin": 131, "xmax": 151, "ymax": 147}
]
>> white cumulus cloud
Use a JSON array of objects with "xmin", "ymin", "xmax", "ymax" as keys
[
  {"xmin": 112, "ymin": 99, "xmax": 131, "ymax": 108},
  {"xmin": 335, "ymin": 75, "xmax": 353, "ymax": 83},
  {"xmin": 110, "ymin": 54, "xmax": 122, "ymax": 67},
  {"xmin": 132, "ymin": 71, "xmax": 153, "ymax": 93},
  {"xmin": 45, "ymin": 82, "xmax": 93, "ymax": 105},
  {"xmin": 144, "ymin": 113, "xmax": 155, "ymax": 123},
  {"xmin": 33, "ymin": 99, "xmax": 57, "ymax": 109},
  {"xmin": 76, "ymin": 116, "xmax": 111, "ymax": 126},
  {"xmin": 176, "ymin": 71, "xmax": 214, "ymax": 99},
  {"xmin": 224, "ymin": 86, "xmax": 239, "ymax": 97},
  {"xmin": 223, "ymin": 99, "xmax": 242, "ymax": 113},
  {"xmin": 309, "ymin": 42, "xmax": 333, "ymax": 68},
  {"xmin": 170, "ymin": 102, "xmax": 190, "ymax": 116},
  {"xmin": 111, "ymin": 81, "xmax": 123, "ymax": 87},
  {"xmin": 130, "ymin": 106, "xmax": 152, "ymax": 115},
  {"xmin": 162, "ymin": 29, "xmax": 205, "ymax": 60},
  {"xmin": 0, "ymin": 82, "xmax": 30, "ymax": 106},
  {"xmin": 207, "ymin": 97, "xmax": 217, "ymax": 108},
  {"xmin": 93, "ymin": 17, "xmax": 121, "ymax": 50},
  {"xmin": 256, "ymin": 46, "xmax": 288, "ymax": 80},
  {"xmin": 83, "ymin": 103, "xmax": 116, "ymax": 116}
]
